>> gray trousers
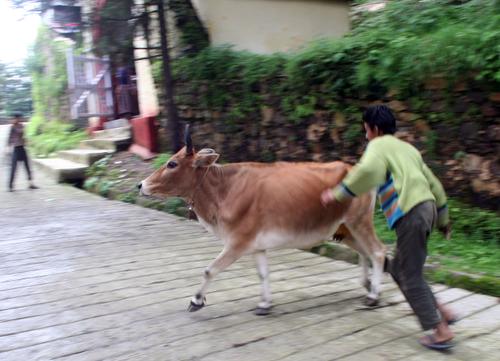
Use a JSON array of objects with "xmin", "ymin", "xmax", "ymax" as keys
[{"xmin": 387, "ymin": 201, "xmax": 441, "ymax": 330}]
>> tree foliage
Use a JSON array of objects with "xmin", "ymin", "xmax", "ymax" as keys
[
  {"xmin": 92, "ymin": 0, "xmax": 136, "ymax": 62},
  {"xmin": 26, "ymin": 25, "xmax": 70, "ymax": 124},
  {"xmin": 0, "ymin": 63, "xmax": 32, "ymax": 117}
]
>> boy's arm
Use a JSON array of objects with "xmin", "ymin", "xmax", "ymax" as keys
[
  {"xmin": 7, "ymin": 126, "xmax": 14, "ymax": 146},
  {"xmin": 331, "ymin": 143, "xmax": 387, "ymax": 201},
  {"xmin": 422, "ymin": 162, "xmax": 449, "ymax": 228}
]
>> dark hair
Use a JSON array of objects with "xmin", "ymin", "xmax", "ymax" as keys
[
  {"xmin": 12, "ymin": 112, "xmax": 23, "ymax": 118},
  {"xmin": 362, "ymin": 105, "xmax": 396, "ymax": 135}
]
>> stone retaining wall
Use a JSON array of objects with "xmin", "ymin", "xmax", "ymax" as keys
[{"xmin": 171, "ymin": 79, "xmax": 500, "ymax": 210}]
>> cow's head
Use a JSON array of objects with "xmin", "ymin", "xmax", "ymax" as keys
[{"xmin": 138, "ymin": 125, "xmax": 219, "ymax": 199}]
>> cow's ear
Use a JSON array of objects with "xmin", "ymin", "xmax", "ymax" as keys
[{"xmin": 193, "ymin": 152, "xmax": 219, "ymax": 168}]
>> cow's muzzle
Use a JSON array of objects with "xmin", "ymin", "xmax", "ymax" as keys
[{"xmin": 137, "ymin": 181, "xmax": 150, "ymax": 196}]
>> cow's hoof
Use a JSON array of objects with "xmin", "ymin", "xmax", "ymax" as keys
[
  {"xmin": 255, "ymin": 306, "xmax": 272, "ymax": 316},
  {"xmin": 364, "ymin": 296, "xmax": 379, "ymax": 307},
  {"xmin": 188, "ymin": 299, "xmax": 206, "ymax": 312}
]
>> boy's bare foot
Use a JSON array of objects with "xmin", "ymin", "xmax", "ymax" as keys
[{"xmin": 438, "ymin": 303, "xmax": 458, "ymax": 324}]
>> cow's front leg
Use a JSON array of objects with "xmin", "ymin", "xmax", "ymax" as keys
[
  {"xmin": 188, "ymin": 247, "xmax": 242, "ymax": 312},
  {"xmin": 254, "ymin": 251, "xmax": 272, "ymax": 315}
]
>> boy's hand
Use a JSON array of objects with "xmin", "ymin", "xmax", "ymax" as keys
[
  {"xmin": 320, "ymin": 189, "xmax": 335, "ymax": 207},
  {"xmin": 438, "ymin": 223, "xmax": 452, "ymax": 240}
]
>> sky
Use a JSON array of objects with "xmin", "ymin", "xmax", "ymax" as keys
[{"xmin": 0, "ymin": 0, "xmax": 41, "ymax": 66}]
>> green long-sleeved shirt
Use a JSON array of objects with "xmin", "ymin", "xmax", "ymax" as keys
[{"xmin": 332, "ymin": 135, "xmax": 449, "ymax": 229}]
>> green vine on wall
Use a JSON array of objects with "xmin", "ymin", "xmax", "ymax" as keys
[{"xmin": 170, "ymin": 0, "xmax": 499, "ymax": 125}]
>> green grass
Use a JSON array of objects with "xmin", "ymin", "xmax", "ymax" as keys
[
  {"xmin": 426, "ymin": 270, "xmax": 500, "ymax": 297},
  {"xmin": 428, "ymin": 239, "xmax": 499, "ymax": 277},
  {"xmin": 374, "ymin": 200, "xmax": 499, "ymax": 277},
  {"xmin": 373, "ymin": 198, "xmax": 500, "ymax": 292}
]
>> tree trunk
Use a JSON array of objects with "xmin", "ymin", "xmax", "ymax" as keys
[{"xmin": 157, "ymin": 0, "xmax": 182, "ymax": 152}]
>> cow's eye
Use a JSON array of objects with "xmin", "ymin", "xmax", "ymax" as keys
[{"xmin": 166, "ymin": 161, "xmax": 178, "ymax": 169}]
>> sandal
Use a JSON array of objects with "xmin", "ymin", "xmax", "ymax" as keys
[{"xmin": 419, "ymin": 335, "xmax": 454, "ymax": 351}]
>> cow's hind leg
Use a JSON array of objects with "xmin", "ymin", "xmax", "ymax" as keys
[
  {"xmin": 254, "ymin": 251, "xmax": 272, "ymax": 315},
  {"xmin": 341, "ymin": 236, "xmax": 371, "ymax": 293},
  {"xmin": 359, "ymin": 253, "xmax": 371, "ymax": 292},
  {"xmin": 188, "ymin": 247, "xmax": 242, "ymax": 312},
  {"xmin": 335, "ymin": 225, "xmax": 370, "ymax": 291},
  {"xmin": 344, "ymin": 223, "xmax": 386, "ymax": 307}
]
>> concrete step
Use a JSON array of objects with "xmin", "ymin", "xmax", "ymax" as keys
[
  {"xmin": 92, "ymin": 125, "xmax": 131, "ymax": 140},
  {"xmin": 104, "ymin": 118, "xmax": 130, "ymax": 129},
  {"xmin": 33, "ymin": 158, "xmax": 87, "ymax": 183},
  {"xmin": 79, "ymin": 137, "xmax": 131, "ymax": 151},
  {"xmin": 58, "ymin": 149, "xmax": 113, "ymax": 166}
]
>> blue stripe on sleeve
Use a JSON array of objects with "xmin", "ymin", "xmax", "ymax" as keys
[{"xmin": 341, "ymin": 183, "xmax": 356, "ymax": 197}]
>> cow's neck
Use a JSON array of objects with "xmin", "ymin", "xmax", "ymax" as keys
[{"xmin": 187, "ymin": 165, "xmax": 235, "ymax": 226}]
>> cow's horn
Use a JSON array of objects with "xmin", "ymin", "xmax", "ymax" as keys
[{"xmin": 185, "ymin": 124, "xmax": 193, "ymax": 155}]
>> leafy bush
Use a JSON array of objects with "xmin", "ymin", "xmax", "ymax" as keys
[
  {"xmin": 83, "ymin": 176, "xmax": 99, "ymax": 191},
  {"xmin": 116, "ymin": 192, "xmax": 137, "ymax": 204},
  {"xmin": 27, "ymin": 121, "xmax": 86, "ymax": 157},
  {"xmin": 97, "ymin": 180, "xmax": 115, "ymax": 197},
  {"xmin": 86, "ymin": 156, "xmax": 112, "ymax": 177},
  {"xmin": 349, "ymin": 0, "xmax": 499, "ymax": 90}
]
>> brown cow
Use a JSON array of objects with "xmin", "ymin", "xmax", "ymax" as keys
[{"xmin": 139, "ymin": 126, "xmax": 386, "ymax": 315}]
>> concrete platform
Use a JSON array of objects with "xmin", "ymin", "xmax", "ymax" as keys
[
  {"xmin": 79, "ymin": 137, "xmax": 131, "ymax": 152},
  {"xmin": 31, "ymin": 157, "xmax": 87, "ymax": 182},
  {"xmin": 58, "ymin": 149, "xmax": 113, "ymax": 165},
  {"xmin": 92, "ymin": 125, "xmax": 131, "ymax": 140}
]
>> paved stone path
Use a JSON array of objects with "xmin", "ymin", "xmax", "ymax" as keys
[{"xmin": 0, "ymin": 125, "xmax": 499, "ymax": 360}]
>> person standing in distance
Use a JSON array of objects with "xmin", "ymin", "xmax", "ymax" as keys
[{"xmin": 6, "ymin": 113, "xmax": 38, "ymax": 192}]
